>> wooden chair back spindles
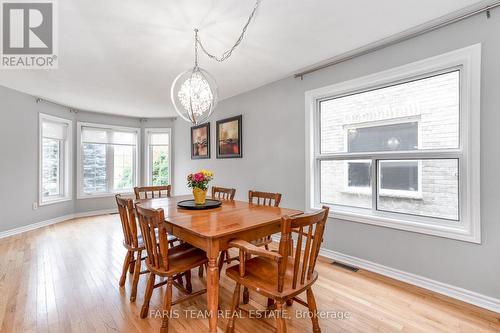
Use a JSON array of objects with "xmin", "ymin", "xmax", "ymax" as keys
[
  {"xmin": 115, "ymin": 195, "xmax": 139, "ymax": 249},
  {"xmin": 212, "ymin": 187, "xmax": 236, "ymax": 200},
  {"xmin": 278, "ymin": 206, "xmax": 329, "ymax": 291},
  {"xmin": 135, "ymin": 205, "xmax": 170, "ymax": 272},
  {"xmin": 134, "ymin": 185, "xmax": 171, "ymax": 200},
  {"xmin": 249, "ymin": 190, "xmax": 281, "ymax": 207},
  {"xmin": 247, "ymin": 190, "xmax": 282, "ymax": 250}
]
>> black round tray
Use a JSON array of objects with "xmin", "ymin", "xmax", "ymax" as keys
[{"xmin": 177, "ymin": 199, "xmax": 222, "ymax": 210}]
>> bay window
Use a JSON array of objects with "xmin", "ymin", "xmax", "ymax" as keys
[
  {"xmin": 306, "ymin": 45, "xmax": 481, "ymax": 243},
  {"xmin": 39, "ymin": 114, "xmax": 72, "ymax": 205},
  {"xmin": 78, "ymin": 123, "xmax": 139, "ymax": 198}
]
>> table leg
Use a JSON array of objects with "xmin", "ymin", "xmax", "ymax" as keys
[{"xmin": 207, "ymin": 245, "xmax": 219, "ymax": 333}]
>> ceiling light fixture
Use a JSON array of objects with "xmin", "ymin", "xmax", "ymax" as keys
[{"xmin": 170, "ymin": 0, "xmax": 261, "ymax": 125}]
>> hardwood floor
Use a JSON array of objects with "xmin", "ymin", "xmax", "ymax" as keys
[{"xmin": 0, "ymin": 214, "xmax": 498, "ymax": 333}]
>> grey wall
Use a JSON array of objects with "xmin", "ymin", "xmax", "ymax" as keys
[
  {"xmin": 173, "ymin": 10, "xmax": 500, "ymax": 298},
  {"xmin": 0, "ymin": 86, "xmax": 174, "ymax": 232},
  {"xmin": 0, "ymin": 87, "xmax": 75, "ymax": 231}
]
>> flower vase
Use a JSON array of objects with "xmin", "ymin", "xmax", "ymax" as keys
[{"xmin": 193, "ymin": 188, "xmax": 207, "ymax": 205}]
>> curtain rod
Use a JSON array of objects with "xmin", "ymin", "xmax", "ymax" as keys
[{"xmin": 294, "ymin": 1, "xmax": 500, "ymax": 79}]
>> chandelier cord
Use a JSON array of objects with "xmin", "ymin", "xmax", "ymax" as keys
[{"xmin": 194, "ymin": 0, "xmax": 260, "ymax": 63}]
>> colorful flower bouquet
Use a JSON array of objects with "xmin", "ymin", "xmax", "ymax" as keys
[{"xmin": 187, "ymin": 169, "xmax": 214, "ymax": 205}]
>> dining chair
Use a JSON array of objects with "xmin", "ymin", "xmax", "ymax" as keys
[
  {"xmin": 248, "ymin": 190, "xmax": 282, "ymax": 250},
  {"xmin": 116, "ymin": 194, "xmax": 149, "ymax": 302},
  {"xmin": 115, "ymin": 194, "xmax": 178, "ymax": 302},
  {"xmin": 134, "ymin": 185, "xmax": 180, "ymax": 246},
  {"xmin": 211, "ymin": 186, "xmax": 236, "ymax": 200},
  {"xmin": 223, "ymin": 190, "xmax": 282, "ymax": 268},
  {"xmin": 136, "ymin": 204, "xmax": 208, "ymax": 333},
  {"xmin": 225, "ymin": 206, "xmax": 329, "ymax": 333},
  {"xmin": 134, "ymin": 185, "xmax": 171, "ymax": 199},
  {"xmin": 224, "ymin": 190, "xmax": 283, "ymax": 303}
]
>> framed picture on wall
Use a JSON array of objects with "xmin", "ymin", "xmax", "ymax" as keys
[
  {"xmin": 216, "ymin": 115, "xmax": 242, "ymax": 158},
  {"xmin": 191, "ymin": 122, "xmax": 210, "ymax": 159}
]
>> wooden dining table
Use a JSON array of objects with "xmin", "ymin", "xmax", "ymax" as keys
[{"xmin": 136, "ymin": 195, "xmax": 303, "ymax": 333}]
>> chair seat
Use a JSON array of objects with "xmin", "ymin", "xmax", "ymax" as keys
[
  {"xmin": 148, "ymin": 242, "xmax": 208, "ymax": 276},
  {"xmin": 226, "ymin": 256, "xmax": 318, "ymax": 300}
]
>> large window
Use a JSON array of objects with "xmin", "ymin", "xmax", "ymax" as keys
[
  {"xmin": 144, "ymin": 128, "xmax": 171, "ymax": 186},
  {"xmin": 78, "ymin": 123, "xmax": 139, "ymax": 198},
  {"xmin": 39, "ymin": 114, "xmax": 72, "ymax": 205},
  {"xmin": 306, "ymin": 45, "xmax": 481, "ymax": 243}
]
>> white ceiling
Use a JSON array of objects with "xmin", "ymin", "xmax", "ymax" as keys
[{"xmin": 0, "ymin": 0, "xmax": 485, "ymax": 118}]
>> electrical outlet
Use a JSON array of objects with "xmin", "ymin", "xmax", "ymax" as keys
[{"xmin": 32, "ymin": 202, "xmax": 38, "ymax": 210}]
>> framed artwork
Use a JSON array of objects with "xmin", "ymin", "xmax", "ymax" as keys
[
  {"xmin": 191, "ymin": 122, "xmax": 210, "ymax": 159},
  {"xmin": 216, "ymin": 115, "xmax": 242, "ymax": 158}
]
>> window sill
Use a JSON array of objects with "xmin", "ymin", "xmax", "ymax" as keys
[
  {"xmin": 316, "ymin": 205, "xmax": 480, "ymax": 244},
  {"xmin": 341, "ymin": 188, "xmax": 371, "ymax": 195},
  {"xmin": 39, "ymin": 197, "xmax": 72, "ymax": 206},
  {"xmin": 379, "ymin": 190, "xmax": 423, "ymax": 200},
  {"xmin": 77, "ymin": 191, "xmax": 134, "ymax": 200}
]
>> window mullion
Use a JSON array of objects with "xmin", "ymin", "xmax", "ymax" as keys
[
  {"xmin": 314, "ymin": 158, "xmax": 321, "ymax": 208},
  {"xmin": 149, "ymin": 145, "xmax": 153, "ymax": 185},
  {"xmin": 107, "ymin": 143, "xmax": 114, "ymax": 193},
  {"xmin": 133, "ymin": 145, "xmax": 137, "ymax": 188},
  {"xmin": 59, "ymin": 139, "xmax": 64, "ymax": 197},
  {"xmin": 371, "ymin": 157, "xmax": 377, "ymax": 212}
]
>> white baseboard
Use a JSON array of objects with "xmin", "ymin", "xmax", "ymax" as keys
[
  {"xmin": 73, "ymin": 208, "xmax": 117, "ymax": 219},
  {"xmin": 0, "ymin": 209, "xmax": 117, "ymax": 240},
  {"xmin": 271, "ymin": 235, "xmax": 500, "ymax": 313}
]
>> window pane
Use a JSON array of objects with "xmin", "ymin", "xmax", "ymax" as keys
[
  {"xmin": 348, "ymin": 161, "xmax": 371, "ymax": 188},
  {"xmin": 320, "ymin": 160, "xmax": 372, "ymax": 209},
  {"xmin": 82, "ymin": 127, "xmax": 108, "ymax": 143},
  {"xmin": 42, "ymin": 121, "xmax": 67, "ymax": 140},
  {"xmin": 82, "ymin": 127, "xmax": 136, "ymax": 145},
  {"xmin": 152, "ymin": 145, "xmax": 169, "ymax": 186},
  {"xmin": 348, "ymin": 122, "xmax": 418, "ymax": 152},
  {"xmin": 380, "ymin": 161, "xmax": 419, "ymax": 192},
  {"xmin": 113, "ymin": 145, "xmax": 134, "ymax": 190},
  {"xmin": 320, "ymin": 71, "xmax": 459, "ymax": 153},
  {"xmin": 112, "ymin": 131, "xmax": 136, "ymax": 145},
  {"xmin": 83, "ymin": 143, "xmax": 107, "ymax": 194},
  {"xmin": 150, "ymin": 132, "xmax": 169, "ymax": 145},
  {"xmin": 377, "ymin": 159, "xmax": 459, "ymax": 220},
  {"xmin": 42, "ymin": 138, "xmax": 60, "ymax": 197}
]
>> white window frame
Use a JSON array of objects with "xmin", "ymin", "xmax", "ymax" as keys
[
  {"xmin": 343, "ymin": 117, "xmax": 423, "ymax": 199},
  {"xmin": 144, "ymin": 128, "xmax": 172, "ymax": 187},
  {"xmin": 305, "ymin": 44, "xmax": 481, "ymax": 243},
  {"xmin": 77, "ymin": 122, "xmax": 140, "ymax": 199},
  {"xmin": 39, "ymin": 113, "xmax": 73, "ymax": 206}
]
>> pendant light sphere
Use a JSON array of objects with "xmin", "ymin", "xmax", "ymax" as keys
[{"xmin": 170, "ymin": 66, "xmax": 218, "ymax": 125}]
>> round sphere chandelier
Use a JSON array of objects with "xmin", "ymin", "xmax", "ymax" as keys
[
  {"xmin": 170, "ymin": 1, "xmax": 260, "ymax": 125},
  {"xmin": 170, "ymin": 63, "xmax": 218, "ymax": 125}
]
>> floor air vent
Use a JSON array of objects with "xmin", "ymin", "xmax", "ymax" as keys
[{"xmin": 332, "ymin": 261, "xmax": 359, "ymax": 272}]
